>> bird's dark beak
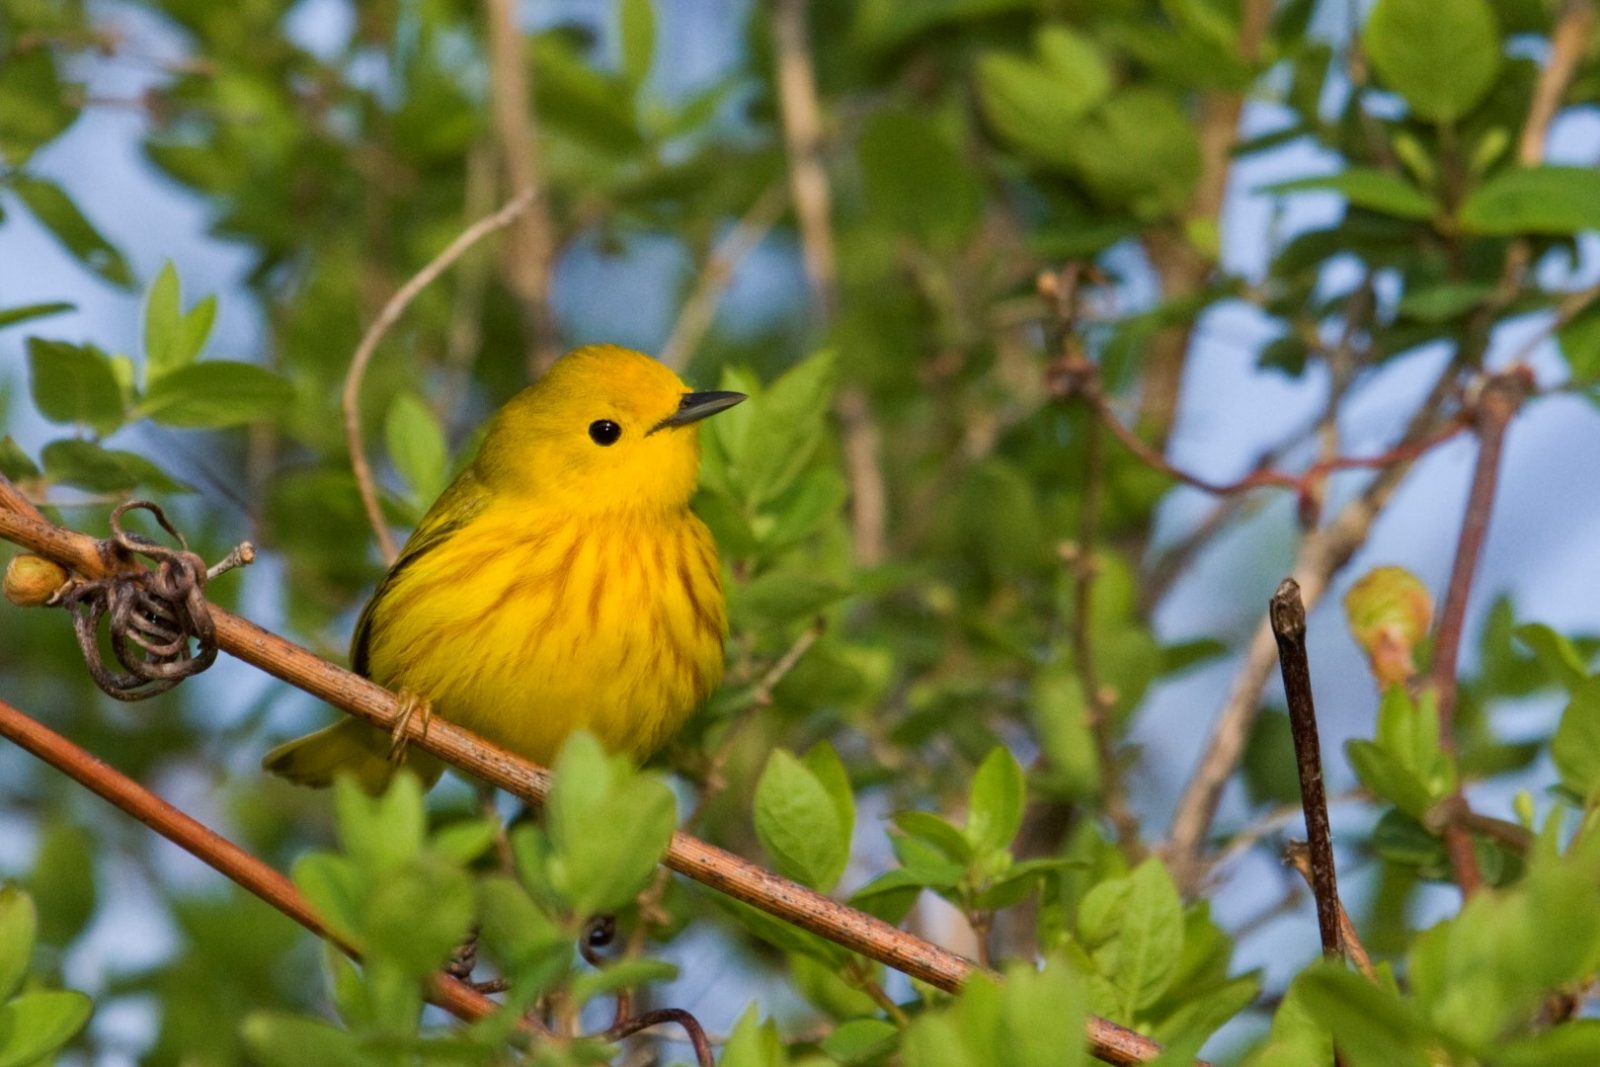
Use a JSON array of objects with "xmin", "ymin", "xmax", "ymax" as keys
[{"xmin": 649, "ymin": 390, "xmax": 746, "ymax": 434}]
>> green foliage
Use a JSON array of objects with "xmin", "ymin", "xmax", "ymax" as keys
[
  {"xmin": 3, "ymin": 0, "xmax": 1600, "ymax": 1063},
  {"xmin": 0, "ymin": 887, "xmax": 92, "ymax": 1067}
]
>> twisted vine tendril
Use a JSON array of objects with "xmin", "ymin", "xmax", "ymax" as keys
[{"xmin": 62, "ymin": 500, "xmax": 253, "ymax": 701}]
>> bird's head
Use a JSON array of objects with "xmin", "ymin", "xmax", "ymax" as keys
[{"xmin": 474, "ymin": 344, "xmax": 745, "ymax": 513}]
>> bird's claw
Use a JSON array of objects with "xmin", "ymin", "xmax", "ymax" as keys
[{"xmin": 388, "ymin": 690, "xmax": 433, "ymax": 764}]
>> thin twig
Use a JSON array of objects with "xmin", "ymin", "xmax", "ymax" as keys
[
  {"xmin": 1283, "ymin": 842, "xmax": 1375, "ymax": 981},
  {"xmin": 1518, "ymin": 0, "xmax": 1596, "ymax": 166},
  {"xmin": 342, "ymin": 188, "xmax": 535, "ymax": 565},
  {"xmin": 1269, "ymin": 580, "xmax": 1342, "ymax": 960},
  {"xmin": 1165, "ymin": 361, "xmax": 1462, "ymax": 891},
  {"xmin": 1427, "ymin": 370, "xmax": 1531, "ymax": 896},
  {"xmin": 483, "ymin": 0, "xmax": 561, "ymax": 376},
  {"xmin": 0, "ymin": 696, "xmax": 504, "ymax": 1027},
  {"xmin": 0, "ymin": 488, "xmax": 1188, "ymax": 1067},
  {"xmin": 606, "ymin": 1008, "xmax": 714, "ymax": 1067},
  {"xmin": 769, "ymin": 0, "xmax": 888, "ymax": 567},
  {"xmin": 659, "ymin": 183, "xmax": 789, "ymax": 372}
]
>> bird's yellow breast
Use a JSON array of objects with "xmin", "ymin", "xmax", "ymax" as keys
[{"xmin": 359, "ymin": 503, "xmax": 726, "ymax": 766}]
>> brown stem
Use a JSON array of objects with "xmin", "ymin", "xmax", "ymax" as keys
[
  {"xmin": 1269, "ymin": 580, "xmax": 1342, "ymax": 960},
  {"xmin": 1282, "ymin": 842, "xmax": 1375, "ymax": 982},
  {"xmin": 606, "ymin": 1008, "xmax": 714, "ymax": 1067},
  {"xmin": 0, "ymin": 696, "xmax": 501, "ymax": 1027},
  {"xmin": 1518, "ymin": 0, "xmax": 1596, "ymax": 167},
  {"xmin": 659, "ymin": 182, "xmax": 789, "ymax": 372},
  {"xmin": 1428, "ymin": 371, "xmax": 1531, "ymax": 897},
  {"xmin": 483, "ymin": 0, "xmax": 561, "ymax": 376},
  {"xmin": 0, "ymin": 487, "xmax": 1187, "ymax": 1067},
  {"xmin": 342, "ymin": 188, "xmax": 535, "ymax": 565}
]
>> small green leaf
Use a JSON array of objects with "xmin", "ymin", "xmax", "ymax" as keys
[
  {"xmin": 41, "ymin": 439, "xmax": 185, "ymax": 494},
  {"xmin": 1346, "ymin": 740, "xmax": 1434, "ymax": 818},
  {"xmin": 570, "ymin": 957, "xmax": 678, "ymax": 1006},
  {"xmin": 754, "ymin": 749, "xmax": 851, "ymax": 892},
  {"xmin": 1261, "ymin": 168, "xmax": 1437, "ymax": 221},
  {"xmin": 429, "ymin": 818, "xmax": 500, "ymax": 865},
  {"xmin": 241, "ymin": 1013, "xmax": 384, "ymax": 1067},
  {"xmin": 1363, "ymin": 0, "xmax": 1500, "ymax": 123},
  {"xmin": 291, "ymin": 852, "xmax": 365, "ymax": 947},
  {"xmin": 1560, "ymin": 303, "xmax": 1600, "ymax": 385},
  {"xmin": 26, "ymin": 338, "xmax": 124, "ymax": 434},
  {"xmin": 1078, "ymin": 859, "xmax": 1184, "ymax": 1019},
  {"xmin": 1514, "ymin": 622, "xmax": 1588, "ymax": 692},
  {"xmin": 0, "ymin": 991, "xmax": 92, "ymax": 1067},
  {"xmin": 1458, "ymin": 166, "xmax": 1600, "ymax": 237},
  {"xmin": 720, "ymin": 1002, "xmax": 785, "ymax": 1067},
  {"xmin": 975, "ymin": 26, "xmax": 1110, "ymax": 170},
  {"xmin": 999, "ymin": 958, "xmax": 1087, "ymax": 1067},
  {"xmin": 362, "ymin": 861, "xmax": 474, "ymax": 977},
  {"xmin": 0, "ymin": 438, "xmax": 38, "ymax": 483},
  {"xmin": 25, "ymin": 823, "xmax": 95, "ymax": 948},
  {"xmin": 0, "ymin": 48, "xmax": 79, "ymax": 166},
  {"xmin": 822, "ymin": 1018, "xmax": 899, "ymax": 1065},
  {"xmin": 9, "ymin": 176, "xmax": 133, "ymax": 287},
  {"xmin": 0, "ymin": 303, "xmax": 73, "ymax": 331},
  {"xmin": 857, "ymin": 109, "xmax": 983, "ymax": 247},
  {"xmin": 1554, "ymin": 677, "xmax": 1600, "ymax": 804},
  {"xmin": 891, "ymin": 810, "xmax": 975, "ymax": 864},
  {"xmin": 136, "ymin": 361, "xmax": 293, "ymax": 427},
  {"xmin": 1292, "ymin": 963, "xmax": 1433, "ymax": 1067},
  {"xmin": 476, "ymin": 876, "xmax": 567, "ymax": 982},
  {"xmin": 965, "ymin": 746, "xmax": 1024, "ymax": 853},
  {"xmin": 144, "ymin": 262, "xmax": 183, "ymax": 382},
  {"xmin": 334, "ymin": 772, "xmax": 425, "ymax": 877},
  {"xmin": 619, "ymin": 0, "xmax": 654, "ymax": 86},
  {"xmin": 0, "ymin": 887, "xmax": 37, "ymax": 1003},
  {"xmin": 547, "ymin": 732, "xmax": 677, "ymax": 914},
  {"xmin": 384, "ymin": 392, "xmax": 449, "ymax": 509}
]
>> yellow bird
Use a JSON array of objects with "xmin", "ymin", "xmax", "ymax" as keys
[{"xmin": 263, "ymin": 344, "xmax": 745, "ymax": 793}]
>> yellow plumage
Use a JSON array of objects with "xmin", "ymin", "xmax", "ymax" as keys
[{"xmin": 263, "ymin": 344, "xmax": 744, "ymax": 792}]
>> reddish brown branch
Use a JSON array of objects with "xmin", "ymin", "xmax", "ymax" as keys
[
  {"xmin": 0, "ymin": 696, "xmax": 500, "ymax": 1027},
  {"xmin": 0, "ymin": 484, "xmax": 1187, "ymax": 1067},
  {"xmin": 606, "ymin": 1008, "xmax": 714, "ymax": 1067},
  {"xmin": 1427, "ymin": 370, "xmax": 1531, "ymax": 897}
]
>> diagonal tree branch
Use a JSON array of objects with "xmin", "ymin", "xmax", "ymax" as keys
[{"xmin": 0, "ymin": 481, "xmax": 1190, "ymax": 1067}]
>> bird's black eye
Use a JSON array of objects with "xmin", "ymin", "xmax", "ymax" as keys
[{"xmin": 588, "ymin": 419, "xmax": 622, "ymax": 446}]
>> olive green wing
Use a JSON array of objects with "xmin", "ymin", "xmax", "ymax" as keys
[{"xmin": 350, "ymin": 471, "xmax": 490, "ymax": 677}]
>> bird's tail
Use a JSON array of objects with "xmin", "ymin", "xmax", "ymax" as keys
[{"xmin": 261, "ymin": 718, "xmax": 443, "ymax": 794}]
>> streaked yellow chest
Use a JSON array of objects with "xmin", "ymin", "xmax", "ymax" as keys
[{"xmin": 360, "ymin": 506, "xmax": 726, "ymax": 765}]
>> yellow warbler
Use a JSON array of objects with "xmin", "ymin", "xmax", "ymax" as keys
[{"xmin": 263, "ymin": 344, "xmax": 744, "ymax": 792}]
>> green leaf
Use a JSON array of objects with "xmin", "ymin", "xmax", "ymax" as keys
[
  {"xmin": 858, "ymin": 109, "xmax": 983, "ymax": 247},
  {"xmin": 1458, "ymin": 166, "xmax": 1600, "ymax": 236},
  {"xmin": 1078, "ymin": 859, "xmax": 1184, "ymax": 1019},
  {"xmin": 0, "ymin": 991, "xmax": 92, "ymax": 1067},
  {"xmin": 385, "ymin": 392, "xmax": 449, "ymax": 508},
  {"xmin": 1560, "ymin": 303, "xmax": 1600, "ymax": 385},
  {"xmin": 144, "ymin": 262, "xmax": 183, "ymax": 382},
  {"xmin": 1000, "ymin": 958, "xmax": 1087, "ymax": 1067},
  {"xmin": 0, "ymin": 48, "xmax": 79, "ymax": 166},
  {"xmin": 25, "ymin": 823, "xmax": 95, "ymax": 948},
  {"xmin": 1291, "ymin": 963, "xmax": 1433, "ymax": 1067},
  {"xmin": 547, "ymin": 732, "xmax": 677, "ymax": 914},
  {"xmin": 1261, "ymin": 169, "xmax": 1438, "ymax": 221},
  {"xmin": 570, "ymin": 957, "xmax": 678, "ymax": 1006},
  {"xmin": 735, "ymin": 351, "xmax": 838, "ymax": 507},
  {"xmin": 619, "ymin": 0, "xmax": 654, "ymax": 87},
  {"xmin": 754, "ymin": 749, "xmax": 851, "ymax": 891},
  {"xmin": 0, "ymin": 303, "xmax": 73, "ymax": 331},
  {"xmin": 1363, "ymin": 0, "xmax": 1501, "ymax": 123},
  {"xmin": 26, "ymin": 338, "xmax": 124, "ymax": 434},
  {"xmin": 334, "ymin": 773, "xmax": 426, "ymax": 877},
  {"xmin": 241, "ymin": 1013, "xmax": 384, "ymax": 1067},
  {"xmin": 0, "ymin": 887, "xmax": 36, "ymax": 1003},
  {"xmin": 1498, "ymin": 1021, "xmax": 1600, "ymax": 1066},
  {"xmin": 720, "ymin": 1002, "xmax": 786, "ymax": 1067},
  {"xmin": 476, "ymin": 876, "xmax": 567, "ymax": 982},
  {"xmin": 362, "ymin": 861, "xmax": 475, "ymax": 977},
  {"xmin": 136, "ymin": 361, "xmax": 293, "ymax": 427},
  {"xmin": 1396, "ymin": 282, "xmax": 1492, "ymax": 323},
  {"xmin": 965, "ymin": 746, "xmax": 1024, "ymax": 853},
  {"xmin": 730, "ymin": 569, "xmax": 850, "ymax": 629},
  {"xmin": 1514, "ymin": 622, "xmax": 1588, "ymax": 691},
  {"xmin": 429, "ymin": 818, "xmax": 500, "ymax": 865},
  {"xmin": 822, "ymin": 1018, "xmax": 900, "ymax": 1065},
  {"xmin": 1346, "ymin": 740, "xmax": 1434, "ymax": 818},
  {"xmin": 975, "ymin": 25, "xmax": 1111, "ymax": 170},
  {"xmin": 0, "ymin": 438, "xmax": 38, "ymax": 483},
  {"xmin": 803, "ymin": 742, "xmax": 856, "ymax": 861},
  {"xmin": 41, "ymin": 439, "xmax": 185, "ymax": 494},
  {"xmin": 8, "ymin": 176, "xmax": 133, "ymax": 287},
  {"xmin": 291, "ymin": 853, "xmax": 365, "ymax": 946},
  {"xmin": 891, "ymin": 810, "xmax": 975, "ymax": 864},
  {"xmin": 1554, "ymin": 677, "xmax": 1600, "ymax": 804}
]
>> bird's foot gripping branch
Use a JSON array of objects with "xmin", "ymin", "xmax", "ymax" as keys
[{"xmin": 0, "ymin": 477, "xmax": 1185, "ymax": 1067}]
